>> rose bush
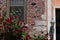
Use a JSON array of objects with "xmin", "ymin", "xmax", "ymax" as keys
[
  {"xmin": 0, "ymin": 10, "xmax": 30, "ymax": 40},
  {"xmin": 0, "ymin": 10, "xmax": 48, "ymax": 40}
]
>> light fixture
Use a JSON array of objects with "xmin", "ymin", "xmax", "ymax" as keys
[
  {"xmin": 31, "ymin": 2, "xmax": 36, "ymax": 6},
  {"xmin": 0, "ymin": 8, "xmax": 1, "ymax": 10}
]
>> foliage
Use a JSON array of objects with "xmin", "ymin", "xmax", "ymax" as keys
[
  {"xmin": 0, "ymin": 10, "xmax": 48, "ymax": 40},
  {"xmin": 0, "ymin": 10, "xmax": 29, "ymax": 40}
]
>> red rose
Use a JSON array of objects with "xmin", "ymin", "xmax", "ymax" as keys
[
  {"xmin": 37, "ymin": 38, "xmax": 40, "ymax": 40},
  {"xmin": 3, "ymin": 20, "xmax": 7, "ymax": 25},
  {"xmin": 26, "ymin": 33, "xmax": 31, "ymax": 39},
  {"xmin": 0, "ymin": 17, "xmax": 4, "ymax": 21},
  {"xmin": 45, "ymin": 32, "xmax": 48, "ymax": 36},
  {"xmin": 12, "ymin": 29, "xmax": 16, "ymax": 32},
  {"xmin": 9, "ymin": 16, "xmax": 13, "ymax": 20},
  {"xmin": 16, "ymin": 29, "xmax": 21, "ymax": 32},
  {"xmin": 15, "ymin": 29, "xmax": 21, "ymax": 34},
  {"xmin": 5, "ymin": 26, "xmax": 10, "ymax": 29},
  {"xmin": 6, "ymin": 18, "xmax": 12, "ymax": 24}
]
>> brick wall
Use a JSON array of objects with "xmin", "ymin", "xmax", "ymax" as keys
[
  {"xmin": 26, "ymin": 0, "xmax": 47, "ymax": 35},
  {"xmin": 0, "ymin": 0, "xmax": 6, "ymax": 17},
  {"xmin": 27, "ymin": 0, "xmax": 45, "ymax": 24}
]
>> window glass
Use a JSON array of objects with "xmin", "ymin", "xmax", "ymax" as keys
[{"xmin": 10, "ymin": 0, "xmax": 24, "ymax": 20}]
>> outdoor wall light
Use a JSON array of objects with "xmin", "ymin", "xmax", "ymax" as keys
[
  {"xmin": 31, "ymin": 2, "xmax": 36, "ymax": 6},
  {"xmin": 0, "ymin": 8, "xmax": 1, "ymax": 10}
]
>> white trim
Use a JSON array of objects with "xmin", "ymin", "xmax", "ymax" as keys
[
  {"xmin": 53, "ymin": 6, "xmax": 56, "ymax": 40},
  {"xmin": 53, "ymin": 6, "xmax": 60, "ymax": 40},
  {"xmin": 48, "ymin": 0, "xmax": 51, "ymax": 40},
  {"xmin": 54, "ymin": 6, "xmax": 60, "ymax": 8}
]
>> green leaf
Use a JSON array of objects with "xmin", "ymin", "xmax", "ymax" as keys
[
  {"xmin": 13, "ymin": 23, "xmax": 18, "ymax": 29},
  {"xmin": 18, "ymin": 32, "xmax": 22, "ymax": 36},
  {"xmin": 40, "ymin": 35, "xmax": 45, "ymax": 39},
  {"xmin": 9, "ymin": 27, "xmax": 14, "ymax": 31}
]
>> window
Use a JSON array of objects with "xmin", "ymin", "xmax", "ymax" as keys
[{"xmin": 10, "ymin": 0, "xmax": 24, "ymax": 20}]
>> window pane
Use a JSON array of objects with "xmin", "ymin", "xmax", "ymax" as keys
[{"xmin": 10, "ymin": 0, "xmax": 24, "ymax": 20}]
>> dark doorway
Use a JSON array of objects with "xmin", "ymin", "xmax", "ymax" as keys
[{"xmin": 56, "ymin": 8, "xmax": 60, "ymax": 40}]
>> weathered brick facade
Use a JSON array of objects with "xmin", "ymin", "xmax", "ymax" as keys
[
  {"xmin": 0, "ymin": 0, "xmax": 47, "ymax": 35},
  {"xmin": 26, "ymin": 0, "xmax": 47, "ymax": 34}
]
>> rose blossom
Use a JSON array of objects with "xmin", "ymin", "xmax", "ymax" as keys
[
  {"xmin": 9, "ymin": 16, "xmax": 13, "ymax": 20},
  {"xmin": 5, "ymin": 26, "xmax": 10, "ymax": 29},
  {"xmin": 15, "ymin": 29, "xmax": 21, "ymax": 34},
  {"xmin": 3, "ymin": 20, "xmax": 7, "ymax": 25},
  {"xmin": 0, "ymin": 17, "xmax": 4, "ymax": 21},
  {"xmin": 6, "ymin": 18, "xmax": 12, "ymax": 24},
  {"xmin": 12, "ymin": 29, "xmax": 16, "ymax": 32},
  {"xmin": 26, "ymin": 33, "xmax": 31, "ymax": 39}
]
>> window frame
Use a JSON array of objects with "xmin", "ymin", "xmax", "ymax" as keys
[{"xmin": 7, "ymin": 0, "xmax": 27, "ymax": 23}]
